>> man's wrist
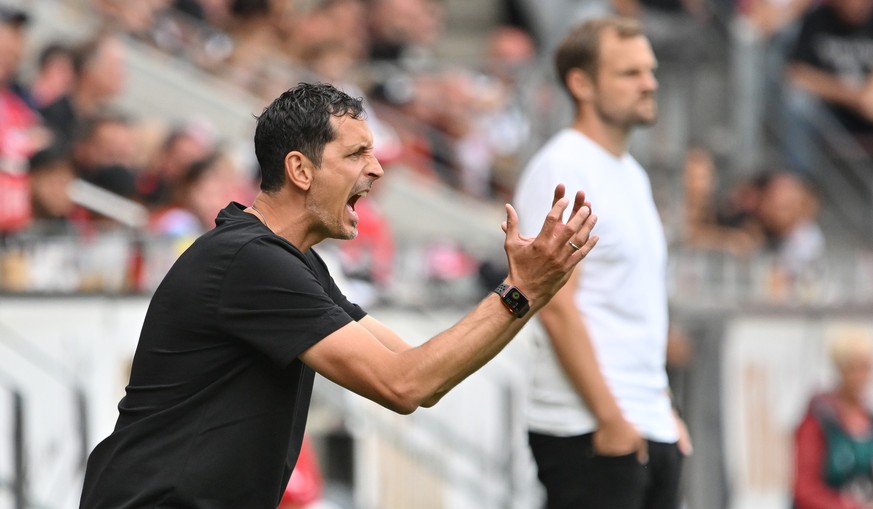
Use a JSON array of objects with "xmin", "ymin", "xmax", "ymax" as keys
[{"xmin": 493, "ymin": 282, "xmax": 531, "ymax": 318}]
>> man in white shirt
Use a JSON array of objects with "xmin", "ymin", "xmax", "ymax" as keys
[{"xmin": 514, "ymin": 16, "xmax": 692, "ymax": 509}]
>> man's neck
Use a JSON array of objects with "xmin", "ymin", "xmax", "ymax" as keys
[{"xmin": 571, "ymin": 117, "xmax": 629, "ymax": 158}]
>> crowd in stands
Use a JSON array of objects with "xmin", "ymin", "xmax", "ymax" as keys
[
  {"xmin": 1, "ymin": 0, "xmax": 872, "ymax": 300},
  {"xmin": 681, "ymin": 145, "xmax": 825, "ymax": 275}
]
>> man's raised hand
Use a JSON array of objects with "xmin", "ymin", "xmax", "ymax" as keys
[{"xmin": 501, "ymin": 184, "xmax": 598, "ymax": 312}]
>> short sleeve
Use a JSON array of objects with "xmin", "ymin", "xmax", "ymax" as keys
[{"xmin": 217, "ymin": 238, "xmax": 359, "ymax": 367}]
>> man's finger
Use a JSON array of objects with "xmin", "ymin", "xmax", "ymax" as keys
[
  {"xmin": 539, "ymin": 196, "xmax": 570, "ymax": 237},
  {"xmin": 502, "ymin": 203, "xmax": 519, "ymax": 236},
  {"xmin": 566, "ymin": 190, "xmax": 587, "ymax": 223},
  {"xmin": 566, "ymin": 212, "xmax": 599, "ymax": 260},
  {"xmin": 550, "ymin": 183, "xmax": 567, "ymax": 208},
  {"xmin": 563, "ymin": 203, "xmax": 592, "ymax": 240}
]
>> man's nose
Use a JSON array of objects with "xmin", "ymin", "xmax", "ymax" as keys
[{"xmin": 368, "ymin": 156, "xmax": 384, "ymax": 179}]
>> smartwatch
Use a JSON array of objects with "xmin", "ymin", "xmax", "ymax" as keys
[{"xmin": 493, "ymin": 283, "xmax": 531, "ymax": 318}]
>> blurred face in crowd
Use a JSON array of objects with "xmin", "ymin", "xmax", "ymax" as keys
[
  {"xmin": 31, "ymin": 160, "xmax": 76, "ymax": 220},
  {"xmin": 35, "ymin": 48, "xmax": 76, "ymax": 106},
  {"xmin": 369, "ymin": 0, "xmax": 444, "ymax": 47},
  {"xmin": 81, "ymin": 35, "xmax": 126, "ymax": 100},
  {"xmin": 683, "ymin": 147, "xmax": 716, "ymax": 200},
  {"xmin": 76, "ymin": 119, "xmax": 139, "ymax": 170},
  {"xmin": 161, "ymin": 131, "xmax": 213, "ymax": 181},
  {"xmin": 306, "ymin": 115, "xmax": 383, "ymax": 241},
  {"xmin": 0, "ymin": 21, "xmax": 26, "ymax": 85},
  {"xmin": 185, "ymin": 154, "xmax": 241, "ymax": 229},
  {"xmin": 757, "ymin": 173, "xmax": 815, "ymax": 235},
  {"xmin": 838, "ymin": 355, "xmax": 873, "ymax": 402},
  {"xmin": 589, "ymin": 28, "xmax": 659, "ymax": 129},
  {"xmin": 832, "ymin": 0, "xmax": 873, "ymax": 26}
]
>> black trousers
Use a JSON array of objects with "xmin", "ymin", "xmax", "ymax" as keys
[{"xmin": 529, "ymin": 431, "xmax": 684, "ymax": 509}]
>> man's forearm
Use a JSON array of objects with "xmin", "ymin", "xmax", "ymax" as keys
[
  {"xmin": 788, "ymin": 63, "xmax": 863, "ymax": 110},
  {"xmin": 400, "ymin": 288, "xmax": 531, "ymax": 407}
]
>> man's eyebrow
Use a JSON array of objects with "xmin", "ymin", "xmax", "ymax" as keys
[{"xmin": 347, "ymin": 142, "xmax": 373, "ymax": 153}]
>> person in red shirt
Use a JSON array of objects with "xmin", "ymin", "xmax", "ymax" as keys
[{"xmin": 793, "ymin": 332, "xmax": 873, "ymax": 509}]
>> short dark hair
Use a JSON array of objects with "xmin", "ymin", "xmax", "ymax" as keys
[
  {"xmin": 253, "ymin": 82, "xmax": 365, "ymax": 192},
  {"xmin": 38, "ymin": 42, "xmax": 74, "ymax": 70},
  {"xmin": 29, "ymin": 143, "xmax": 71, "ymax": 175},
  {"xmin": 554, "ymin": 16, "xmax": 644, "ymax": 94}
]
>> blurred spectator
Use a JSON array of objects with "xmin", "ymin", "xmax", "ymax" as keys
[
  {"xmin": 219, "ymin": 0, "xmax": 299, "ymax": 100},
  {"xmin": 784, "ymin": 0, "xmax": 873, "ymax": 171},
  {"xmin": 91, "ymin": 0, "xmax": 172, "ymax": 38},
  {"xmin": 739, "ymin": 0, "xmax": 813, "ymax": 38},
  {"xmin": 137, "ymin": 120, "xmax": 217, "ymax": 208},
  {"xmin": 367, "ymin": 0, "xmax": 445, "ymax": 64},
  {"xmin": 0, "ymin": 5, "xmax": 49, "ymax": 232},
  {"xmin": 144, "ymin": 0, "xmax": 234, "ymax": 70},
  {"xmin": 478, "ymin": 25, "xmax": 537, "ymax": 199},
  {"xmin": 25, "ymin": 42, "xmax": 76, "ymax": 111},
  {"xmin": 27, "ymin": 144, "xmax": 78, "ymax": 233},
  {"xmin": 40, "ymin": 30, "xmax": 127, "ymax": 145},
  {"xmin": 289, "ymin": 0, "xmax": 368, "ymax": 62},
  {"xmin": 149, "ymin": 151, "xmax": 245, "ymax": 236},
  {"xmin": 756, "ymin": 170, "xmax": 825, "ymax": 275},
  {"xmin": 681, "ymin": 146, "xmax": 765, "ymax": 255},
  {"xmin": 793, "ymin": 331, "xmax": 873, "ymax": 509},
  {"xmin": 71, "ymin": 112, "xmax": 140, "ymax": 199},
  {"xmin": 682, "ymin": 149, "xmax": 825, "ymax": 272},
  {"xmin": 730, "ymin": 0, "xmax": 813, "ymax": 174}
]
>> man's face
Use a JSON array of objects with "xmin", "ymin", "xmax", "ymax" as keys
[
  {"xmin": 591, "ymin": 31, "xmax": 659, "ymax": 129},
  {"xmin": 79, "ymin": 121, "xmax": 137, "ymax": 169},
  {"xmin": 307, "ymin": 115, "xmax": 384, "ymax": 240}
]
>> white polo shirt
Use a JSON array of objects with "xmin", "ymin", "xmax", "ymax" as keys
[{"xmin": 515, "ymin": 129, "xmax": 677, "ymax": 443}]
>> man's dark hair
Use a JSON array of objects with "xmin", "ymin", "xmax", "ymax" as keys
[
  {"xmin": 38, "ymin": 42, "xmax": 74, "ymax": 70},
  {"xmin": 554, "ymin": 16, "xmax": 644, "ymax": 95},
  {"xmin": 254, "ymin": 82, "xmax": 365, "ymax": 192}
]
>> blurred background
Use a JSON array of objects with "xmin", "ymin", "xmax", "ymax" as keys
[{"xmin": 0, "ymin": 0, "xmax": 872, "ymax": 508}]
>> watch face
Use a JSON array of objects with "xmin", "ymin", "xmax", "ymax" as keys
[
  {"xmin": 502, "ymin": 289, "xmax": 528, "ymax": 313},
  {"xmin": 495, "ymin": 284, "xmax": 529, "ymax": 317}
]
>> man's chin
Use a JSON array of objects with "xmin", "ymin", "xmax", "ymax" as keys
[{"xmin": 335, "ymin": 225, "xmax": 358, "ymax": 241}]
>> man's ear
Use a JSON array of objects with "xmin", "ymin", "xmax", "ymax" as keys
[
  {"xmin": 566, "ymin": 67, "xmax": 594, "ymax": 103},
  {"xmin": 285, "ymin": 151, "xmax": 313, "ymax": 191}
]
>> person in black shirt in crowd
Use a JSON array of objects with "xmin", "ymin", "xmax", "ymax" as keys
[
  {"xmin": 786, "ymin": 0, "xmax": 873, "ymax": 159},
  {"xmin": 78, "ymin": 82, "xmax": 599, "ymax": 509}
]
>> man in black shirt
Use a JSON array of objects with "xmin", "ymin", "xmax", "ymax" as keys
[
  {"xmin": 79, "ymin": 82, "xmax": 599, "ymax": 508},
  {"xmin": 787, "ymin": 0, "xmax": 873, "ymax": 154}
]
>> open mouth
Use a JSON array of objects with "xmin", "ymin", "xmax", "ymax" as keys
[{"xmin": 347, "ymin": 190, "xmax": 368, "ymax": 211}]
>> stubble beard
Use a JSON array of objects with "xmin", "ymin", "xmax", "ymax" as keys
[
  {"xmin": 308, "ymin": 202, "xmax": 358, "ymax": 241},
  {"xmin": 596, "ymin": 96, "xmax": 658, "ymax": 130}
]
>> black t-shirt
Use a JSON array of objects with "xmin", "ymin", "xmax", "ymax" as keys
[
  {"xmin": 790, "ymin": 4, "xmax": 873, "ymax": 134},
  {"xmin": 38, "ymin": 95, "xmax": 79, "ymax": 144},
  {"xmin": 80, "ymin": 202, "xmax": 366, "ymax": 509}
]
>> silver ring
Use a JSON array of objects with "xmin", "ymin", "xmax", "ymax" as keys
[{"xmin": 568, "ymin": 241, "xmax": 581, "ymax": 251}]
